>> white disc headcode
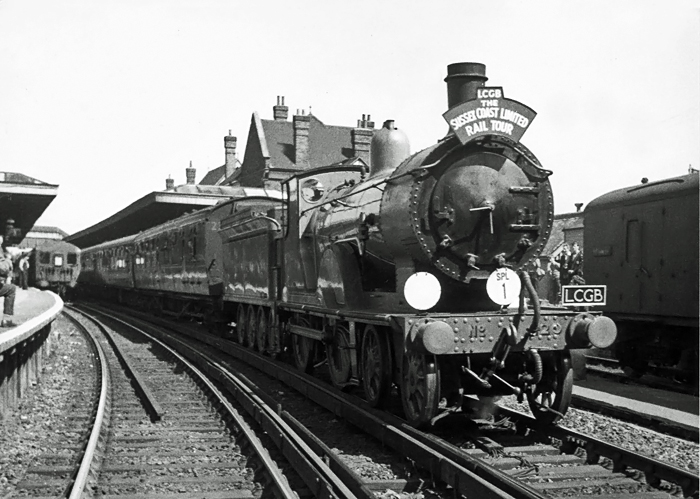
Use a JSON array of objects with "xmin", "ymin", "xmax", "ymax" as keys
[{"xmin": 486, "ymin": 268, "xmax": 521, "ymax": 306}]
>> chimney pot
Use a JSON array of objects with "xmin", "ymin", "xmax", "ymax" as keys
[
  {"xmin": 575, "ymin": 203, "xmax": 583, "ymax": 212},
  {"xmin": 186, "ymin": 161, "xmax": 196, "ymax": 185},
  {"xmin": 165, "ymin": 176, "xmax": 175, "ymax": 190},
  {"xmin": 273, "ymin": 95, "xmax": 289, "ymax": 121},
  {"xmin": 225, "ymin": 132, "xmax": 238, "ymax": 180},
  {"xmin": 293, "ymin": 113, "xmax": 311, "ymax": 168}
]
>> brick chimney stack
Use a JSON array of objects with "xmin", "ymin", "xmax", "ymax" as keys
[
  {"xmin": 186, "ymin": 161, "xmax": 196, "ymax": 185},
  {"xmin": 165, "ymin": 176, "xmax": 174, "ymax": 190},
  {"xmin": 353, "ymin": 114, "xmax": 374, "ymax": 166},
  {"xmin": 293, "ymin": 110, "xmax": 311, "ymax": 168},
  {"xmin": 273, "ymin": 96, "xmax": 288, "ymax": 121},
  {"xmin": 224, "ymin": 130, "xmax": 237, "ymax": 179}
]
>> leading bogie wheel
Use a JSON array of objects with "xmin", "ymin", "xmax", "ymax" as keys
[
  {"xmin": 526, "ymin": 351, "xmax": 574, "ymax": 425},
  {"xmin": 326, "ymin": 323, "xmax": 352, "ymax": 389},
  {"xmin": 360, "ymin": 325, "xmax": 393, "ymax": 408},
  {"xmin": 291, "ymin": 316, "xmax": 315, "ymax": 374},
  {"xmin": 400, "ymin": 351, "xmax": 440, "ymax": 428},
  {"xmin": 236, "ymin": 304, "xmax": 247, "ymax": 344}
]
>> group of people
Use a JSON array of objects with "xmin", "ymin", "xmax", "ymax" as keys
[
  {"xmin": 0, "ymin": 235, "xmax": 31, "ymax": 328},
  {"xmin": 528, "ymin": 241, "xmax": 585, "ymax": 305}
]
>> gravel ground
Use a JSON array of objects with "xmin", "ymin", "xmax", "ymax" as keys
[
  {"xmin": 498, "ymin": 396, "xmax": 700, "ymax": 473},
  {"xmin": 0, "ymin": 315, "xmax": 80, "ymax": 497}
]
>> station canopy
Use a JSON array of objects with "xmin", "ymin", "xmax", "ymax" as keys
[
  {"xmin": 0, "ymin": 172, "xmax": 59, "ymax": 246},
  {"xmin": 65, "ymin": 184, "xmax": 280, "ymax": 249}
]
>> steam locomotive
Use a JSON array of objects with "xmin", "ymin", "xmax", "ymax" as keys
[{"xmin": 78, "ymin": 62, "xmax": 617, "ymax": 427}]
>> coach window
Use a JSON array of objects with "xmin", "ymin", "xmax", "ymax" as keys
[
  {"xmin": 40, "ymin": 252, "xmax": 50, "ymax": 265},
  {"xmin": 53, "ymin": 254, "xmax": 64, "ymax": 267},
  {"xmin": 67, "ymin": 253, "xmax": 77, "ymax": 265}
]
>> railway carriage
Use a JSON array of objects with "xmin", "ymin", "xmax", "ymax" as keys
[{"xmin": 584, "ymin": 172, "xmax": 699, "ymax": 377}]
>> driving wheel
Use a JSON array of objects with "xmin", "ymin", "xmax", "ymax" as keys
[
  {"xmin": 361, "ymin": 325, "xmax": 393, "ymax": 408},
  {"xmin": 291, "ymin": 316, "xmax": 315, "ymax": 373},
  {"xmin": 326, "ymin": 323, "xmax": 352, "ymax": 389}
]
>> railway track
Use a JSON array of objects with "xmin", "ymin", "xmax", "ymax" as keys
[
  {"xmin": 15, "ymin": 306, "xmax": 367, "ymax": 498},
  {"xmin": 81, "ymin": 303, "xmax": 699, "ymax": 499}
]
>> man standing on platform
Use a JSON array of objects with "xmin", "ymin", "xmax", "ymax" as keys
[
  {"xmin": 569, "ymin": 241, "xmax": 585, "ymax": 285},
  {"xmin": 0, "ymin": 235, "xmax": 18, "ymax": 327},
  {"xmin": 555, "ymin": 243, "xmax": 571, "ymax": 304},
  {"xmin": 18, "ymin": 255, "xmax": 29, "ymax": 290}
]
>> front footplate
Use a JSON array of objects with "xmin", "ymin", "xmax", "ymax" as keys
[{"xmin": 404, "ymin": 311, "xmax": 615, "ymax": 355}]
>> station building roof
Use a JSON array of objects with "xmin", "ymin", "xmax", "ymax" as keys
[
  {"xmin": 19, "ymin": 225, "xmax": 71, "ymax": 250},
  {"xmin": 66, "ymin": 97, "xmax": 372, "ymax": 249},
  {"xmin": 0, "ymin": 172, "xmax": 58, "ymax": 246},
  {"xmin": 65, "ymin": 183, "xmax": 279, "ymax": 249}
]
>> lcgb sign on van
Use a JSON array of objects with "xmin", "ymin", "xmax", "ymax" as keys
[{"xmin": 561, "ymin": 285, "xmax": 607, "ymax": 306}]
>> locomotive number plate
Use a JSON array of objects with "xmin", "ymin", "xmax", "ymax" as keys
[{"xmin": 562, "ymin": 285, "xmax": 607, "ymax": 306}]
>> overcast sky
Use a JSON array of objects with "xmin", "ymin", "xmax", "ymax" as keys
[{"xmin": 1, "ymin": 0, "xmax": 698, "ymax": 235}]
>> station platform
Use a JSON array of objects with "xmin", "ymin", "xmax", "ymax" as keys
[
  {"xmin": 573, "ymin": 377, "xmax": 699, "ymax": 440},
  {"xmin": 0, "ymin": 287, "xmax": 62, "ymax": 351}
]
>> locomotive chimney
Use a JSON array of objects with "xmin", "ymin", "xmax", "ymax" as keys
[
  {"xmin": 273, "ymin": 95, "xmax": 288, "ymax": 121},
  {"xmin": 186, "ymin": 161, "xmax": 196, "ymax": 185},
  {"xmin": 445, "ymin": 62, "xmax": 488, "ymax": 108},
  {"xmin": 165, "ymin": 175, "xmax": 174, "ymax": 190},
  {"xmin": 224, "ymin": 131, "xmax": 237, "ymax": 179}
]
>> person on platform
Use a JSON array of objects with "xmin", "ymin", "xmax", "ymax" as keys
[
  {"xmin": 547, "ymin": 259, "xmax": 560, "ymax": 305},
  {"xmin": 0, "ymin": 235, "xmax": 18, "ymax": 327},
  {"xmin": 18, "ymin": 255, "xmax": 29, "ymax": 290},
  {"xmin": 569, "ymin": 242, "xmax": 585, "ymax": 285},
  {"xmin": 556, "ymin": 243, "xmax": 572, "ymax": 287},
  {"xmin": 528, "ymin": 257, "xmax": 546, "ymax": 295}
]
